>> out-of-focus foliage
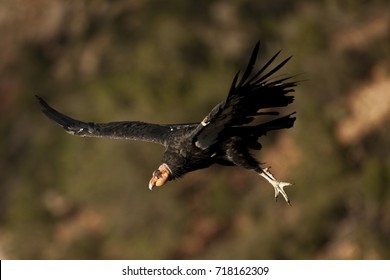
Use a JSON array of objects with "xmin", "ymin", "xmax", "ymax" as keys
[{"xmin": 1, "ymin": 0, "xmax": 390, "ymax": 259}]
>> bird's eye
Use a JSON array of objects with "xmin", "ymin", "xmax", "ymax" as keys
[{"xmin": 153, "ymin": 170, "xmax": 162, "ymax": 178}]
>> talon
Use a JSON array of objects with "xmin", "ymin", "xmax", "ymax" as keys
[{"xmin": 258, "ymin": 168, "xmax": 293, "ymax": 206}]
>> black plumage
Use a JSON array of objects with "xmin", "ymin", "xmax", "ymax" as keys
[{"xmin": 37, "ymin": 42, "xmax": 298, "ymax": 205}]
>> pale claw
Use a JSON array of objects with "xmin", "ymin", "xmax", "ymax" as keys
[{"xmin": 259, "ymin": 167, "xmax": 293, "ymax": 206}]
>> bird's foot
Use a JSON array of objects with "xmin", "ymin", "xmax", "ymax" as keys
[{"xmin": 259, "ymin": 167, "xmax": 292, "ymax": 206}]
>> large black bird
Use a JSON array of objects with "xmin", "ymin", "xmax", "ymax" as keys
[{"xmin": 37, "ymin": 42, "xmax": 298, "ymax": 205}]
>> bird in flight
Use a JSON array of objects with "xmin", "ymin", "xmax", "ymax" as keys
[{"xmin": 37, "ymin": 42, "xmax": 298, "ymax": 205}]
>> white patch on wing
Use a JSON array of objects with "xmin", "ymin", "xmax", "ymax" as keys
[
  {"xmin": 195, "ymin": 98, "xmax": 237, "ymax": 149},
  {"xmin": 201, "ymin": 117, "xmax": 210, "ymax": 126},
  {"xmin": 195, "ymin": 140, "xmax": 202, "ymax": 149}
]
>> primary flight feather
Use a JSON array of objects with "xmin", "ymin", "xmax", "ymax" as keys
[{"xmin": 37, "ymin": 41, "xmax": 298, "ymax": 205}]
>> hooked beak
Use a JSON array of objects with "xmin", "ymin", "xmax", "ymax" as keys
[{"xmin": 148, "ymin": 163, "xmax": 172, "ymax": 190}]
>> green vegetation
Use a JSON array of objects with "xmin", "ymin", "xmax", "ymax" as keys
[{"xmin": 1, "ymin": 0, "xmax": 389, "ymax": 259}]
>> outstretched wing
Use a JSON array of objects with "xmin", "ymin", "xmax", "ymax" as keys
[
  {"xmin": 36, "ymin": 95, "xmax": 185, "ymax": 147},
  {"xmin": 192, "ymin": 41, "xmax": 297, "ymax": 150}
]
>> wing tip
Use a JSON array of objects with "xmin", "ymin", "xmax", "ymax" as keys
[
  {"xmin": 35, "ymin": 95, "xmax": 78, "ymax": 130},
  {"xmin": 35, "ymin": 94, "xmax": 46, "ymax": 108}
]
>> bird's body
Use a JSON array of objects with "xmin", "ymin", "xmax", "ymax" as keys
[{"xmin": 37, "ymin": 42, "xmax": 298, "ymax": 205}]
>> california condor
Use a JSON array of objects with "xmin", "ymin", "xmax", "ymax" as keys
[{"xmin": 36, "ymin": 42, "xmax": 298, "ymax": 205}]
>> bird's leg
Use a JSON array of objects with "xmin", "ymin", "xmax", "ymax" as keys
[{"xmin": 257, "ymin": 167, "xmax": 292, "ymax": 206}]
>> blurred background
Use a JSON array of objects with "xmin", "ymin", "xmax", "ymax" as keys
[{"xmin": 1, "ymin": 0, "xmax": 390, "ymax": 259}]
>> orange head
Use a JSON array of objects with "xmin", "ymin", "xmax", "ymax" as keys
[{"xmin": 148, "ymin": 163, "xmax": 172, "ymax": 190}]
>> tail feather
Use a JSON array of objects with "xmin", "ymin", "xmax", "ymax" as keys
[
  {"xmin": 255, "ymin": 113, "xmax": 296, "ymax": 134},
  {"xmin": 234, "ymin": 112, "xmax": 296, "ymax": 138}
]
